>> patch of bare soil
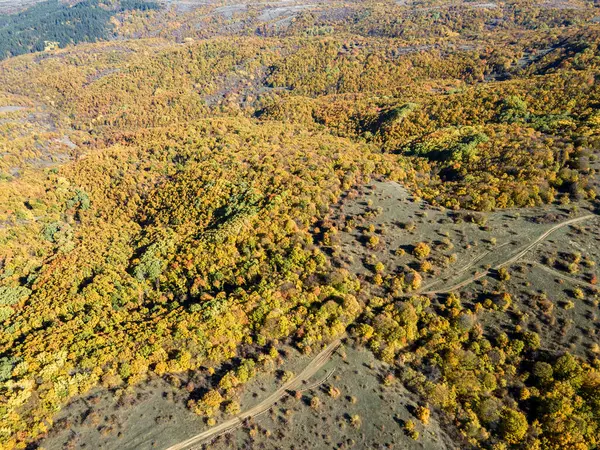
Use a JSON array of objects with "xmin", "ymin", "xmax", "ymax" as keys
[{"xmin": 536, "ymin": 0, "xmax": 587, "ymax": 9}]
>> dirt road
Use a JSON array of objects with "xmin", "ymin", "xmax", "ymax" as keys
[
  {"xmin": 420, "ymin": 214, "xmax": 597, "ymax": 295},
  {"xmin": 166, "ymin": 214, "xmax": 598, "ymax": 449},
  {"xmin": 165, "ymin": 337, "xmax": 343, "ymax": 450}
]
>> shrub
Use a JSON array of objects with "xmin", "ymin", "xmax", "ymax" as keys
[
  {"xmin": 533, "ymin": 362, "xmax": 553, "ymax": 385},
  {"xmin": 354, "ymin": 323, "xmax": 374, "ymax": 341},
  {"xmin": 197, "ymin": 390, "xmax": 224, "ymax": 417},
  {"xmin": 281, "ymin": 371, "xmax": 294, "ymax": 382},
  {"xmin": 573, "ymin": 288, "xmax": 584, "ymax": 299},
  {"xmin": 498, "ymin": 267, "xmax": 510, "ymax": 281},
  {"xmin": 522, "ymin": 331, "xmax": 541, "ymax": 351},
  {"xmin": 310, "ymin": 396, "xmax": 321, "ymax": 409},
  {"xmin": 413, "ymin": 242, "xmax": 431, "ymax": 259},
  {"xmin": 368, "ymin": 235, "xmax": 380, "ymax": 249},
  {"xmin": 328, "ymin": 385, "xmax": 341, "ymax": 398},
  {"xmin": 553, "ymin": 353, "xmax": 581, "ymax": 381},
  {"xmin": 404, "ymin": 419, "xmax": 419, "ymax": 440},
  {"xmin": 420, "ymin": 260, "xmax": 433, "ymax": 273},
  {"xmin": 373, "ymin": 273, "xmax": 383, "ymax": 285},
  {"xmin": 224, "ymin": 400, "xmax": 241, "ymax": 415},
  {"xmin": 415, "ymin": 405, "xmax": 430, "ymax": 425}
]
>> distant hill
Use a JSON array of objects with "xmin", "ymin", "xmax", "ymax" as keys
[
  {"xmin": 0, "ymin": 0, "xmax": 44, "ymax": 15},
  {"xmin": 0, "ymin": 0, "xmax": 159, "ymax": 60}
]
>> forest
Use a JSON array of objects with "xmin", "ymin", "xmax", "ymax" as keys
[
  {"xmin": 0, "ymin": 0, "xmax": 599, "ymax": 448},
  {"xmin": 0, "ymin": 0, "xmax": 159, "ymax": 60}
]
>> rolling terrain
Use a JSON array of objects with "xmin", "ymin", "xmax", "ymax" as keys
[{"xmin": 0, "ymin": 0, "xmax": 599, "ymax": 449}]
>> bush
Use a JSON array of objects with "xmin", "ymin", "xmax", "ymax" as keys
[
  {"xmin": 415, "ymin": 405, "xmax": 430, "ymax": 425},
  {"xmin": 522, "ymin": 331, "xmax": 541, "ymax": 350},
  {"xmin": 197, "ymin": 390, "xmax": 224, "ymax": 417},
  {"xmin": 553, "ymin": 354, "xmax": 581, "ymax": 381},
  {"xmin": 412, "ymin": 242, "xmax": 431, "ymax": 260},
  {"xmin": 310, "ymin": 396, "xmax": 321, "ymax": 409},
  {"xmin": 224, "ymin": 400, "xmax": 241, "ymax": 415},
  {"xmin": 404, "ymin": 419, "xmax": 419, "ymax": 440},
  {"xmin": 498, "ymin": 267, "xmax": 510, "ymax": 281},
  {"xmin": 368, "ymin": 235, "xmax": 380, "ymax": 249}
]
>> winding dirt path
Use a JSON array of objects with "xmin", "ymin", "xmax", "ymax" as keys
[
  {"xmin": 166, "ymin": 337, "xmax": 343, "ymax": 450},
  {"xmin": 418, "ymin": 247, "xmax": 500, "ymax": 292},
  {"xmin": 494, "ymin": 214, "xmax": 595, "ymax": 270},
  {"xmin": 166, "ymin": 214, "xmax": 597, "ymax": 449},
  {"xmin": 419, "ymin": 214, "xmax": 597, "ymax": 295}
]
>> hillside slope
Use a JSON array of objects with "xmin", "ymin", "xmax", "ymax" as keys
[{"xmin": 0, "ymin": 1, "xmax": 599, "ymax": 448}]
